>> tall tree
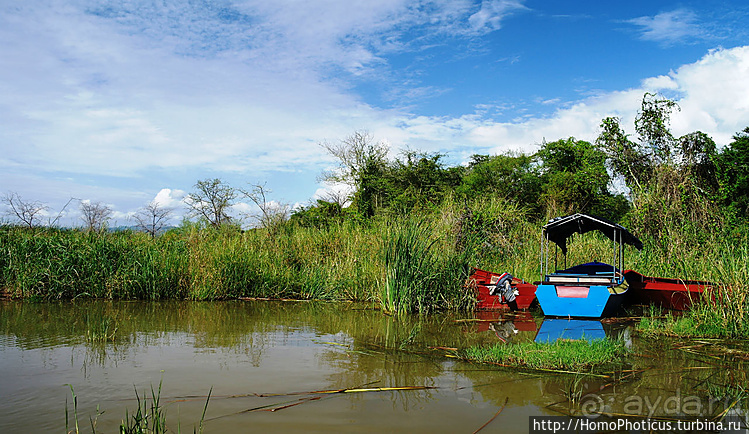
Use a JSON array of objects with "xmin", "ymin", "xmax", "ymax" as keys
[
  {"xmin": 716, "ymin": 127, "xmax": 749, "ymax": 221},
  {"xmin": 535, "ymin": 137, "xmax": 623, "ymax": 218},
  {"xmin": 678, "ymin": 131, "xmax": 718, "ymax": 194},
  {"xmin": 596, "ymin": 116, "xmax": 649, "ymax": 189},
  {"xmin": 635, "ymin": 92, "xmax": 679, "ymax": 164},
  {"xmin": 186, "ymin": 178, "xmax": 236, "ymax": 227},
  {"xmin": 457, "ymin": 152, "xmax": 541, "ymax": 214}
]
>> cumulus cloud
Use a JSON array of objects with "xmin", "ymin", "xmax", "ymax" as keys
[
  {"xmin": 153, "ymin": 188, "xmax": 186, "ymax": 209},
  {"xmin": 379, "ymin": 46, "xmax": 749, "ymax": 157}
]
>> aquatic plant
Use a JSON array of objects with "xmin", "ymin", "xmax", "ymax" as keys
[
  {"xmin": 380, "ymin": 217, "xmax": 474, "ymax": 314},
  {"xmin": 462, "ymin": 338, "xmax": 629, "ymax": 372},
  {"xmin": 65, "ymin": 380, "xmax": 211, "ymax": 434}
]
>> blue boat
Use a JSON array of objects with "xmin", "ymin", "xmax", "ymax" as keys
[{"xmin": 535, "ymin": 214, "xmax": 643, "ymax": 318}]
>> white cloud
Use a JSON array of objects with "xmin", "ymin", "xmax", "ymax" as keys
[
  {"xmin": 153, "ymin": 189, "xmax": 186, "ymax": 210},
  {"xmin": 467, "ymin": 0, "xmax": 528, "ymax": 34},
  {"xmin": 627, "ymin": 9, "xmax": 703, "ymax": 46},
  {"xmin": 642, "ymin": 75, "xmax": 679, "ymax": 91},
  {"xmin": 2, "ymin": 1, "xmax": 749, "ymax": 227},
  {"xmin": 378, "ymin": 46, "xmax": 749, "ymax": 156}
]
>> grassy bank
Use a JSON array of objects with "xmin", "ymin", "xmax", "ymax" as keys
[
  {"xmin": 2, "ymin": 195, "xmax": 748, "ymax": 326},
  {"xmin": 0, "ymin": 223, "xmax": 382, "ymax": 302},
  {"xmin": 0, "ymin": 204, "xmax": 481, "ymax": 313},
  {"xmin": 462, "ymin": 338, "xmax": 630, "ymax": 372}
]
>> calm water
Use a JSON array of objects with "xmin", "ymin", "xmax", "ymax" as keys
[{"xmin": 1, "ymin": 301, "xmax": 747, "ymax": 433}]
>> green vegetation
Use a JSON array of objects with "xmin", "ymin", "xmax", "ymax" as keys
[
  {"xmin": 65, "ymin": 381, "xmax": 211, "ymax": 434},
  {"xmin": 463, "ymin": 338, "xmax": 629, "ymax": 372},
  {"xmin": 2, "ymin": 94, "xmax": 749, "ymax": 326}
]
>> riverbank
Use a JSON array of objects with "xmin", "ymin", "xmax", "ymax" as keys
[{"xmin": 2, "ymin": 198, "xmax": 748, "ymax": 334}]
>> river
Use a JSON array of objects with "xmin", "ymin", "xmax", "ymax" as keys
[{"xmin": 1, "ymin": 300, "xmax": 747, "ymax": 433}]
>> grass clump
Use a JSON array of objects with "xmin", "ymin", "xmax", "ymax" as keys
[
  {"xmin": 463, "ymin": 338, "xmax": 629, "ymax": 372},
  {"xmin": 380, "ymin": 218, "xmax": 473, "ymax": 314}
]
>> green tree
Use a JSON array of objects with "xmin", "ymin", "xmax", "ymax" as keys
[
  {"xmin": 678, "ymin": 131, "xmax": 718, "ymax": 195},
  {"xmin": 596, "ymin": 94, "xmax": 724, "ymax": 239},
  {"xmin": 596, "ymin": 116, "xmax": 650, "ymax": 189},
  {"xmin": 457, "ymin": 152, "xmax": 542, "ymax": 214},
  {"xmin": 387, "ymin": 151, "xmax": 462, "ymax": 214},
  {"xmin": 536, "ymin": 137, "xmax": 625, "ymax": 218},
  {"xmin": 716, "ymin": 127, "xmax": 749, "ymax": 222},
  {"xmin": 635, "ymin": 92, "xmax": 679, "ymax": 164},
  {"xmin": 320, "ymin": 131, "xmax": 389, "ymax": 218}
]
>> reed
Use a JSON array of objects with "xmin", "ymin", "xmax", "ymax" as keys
[
  {"xmin": 636, "ymin": 230, "xmax": 749, "ymax": 339},
  {"xmin": 64, "ymin": 380, "xmax": 211, "ymax": 434},
  {"xmin": 1, "ymin": 197, "xmax": 748, "ymax": 323},
  {"xmin": 120, "ymin": 380, "xmax": 168, "ymax": 434}
]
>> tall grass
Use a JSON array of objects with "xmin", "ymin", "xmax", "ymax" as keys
[
  {"xmin": 2, "ymin": 195, "xmax": 748, "ymax": 325},
  {"xmin": 380, "ymin": 219, "xmax": 471, "ymax": 314}
]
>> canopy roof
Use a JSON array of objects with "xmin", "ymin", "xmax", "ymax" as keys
[{"xmin": 543, "ymin": 213, "xmax": 643, "ymax": 255}]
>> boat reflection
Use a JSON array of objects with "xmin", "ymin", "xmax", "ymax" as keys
[
  {"xmin": 471, "ymin": 311, "xmax": 539, "ymax": 344},
  {"xmin": 534, "ymin": 318, "xmax": 606, "ymax": 343}
]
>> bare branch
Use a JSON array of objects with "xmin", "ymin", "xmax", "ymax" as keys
[
  {"xmin": 185, "ymin": 178, "xmax": 236, "ymax": 227},
  {"xmin": 318, "ymin": 187, "xmax": 351, "ymax": 209},
  {"xmin": 49, "ymin": 197, "xmax": 78, "ymax": 227},
  {"xmin": 240, "ymin": 183, "xmax": 289, "ymax": 235},
  {"xmin": 80, "ymin": 201, "xmax": 113, "ymax": 232},
  {"xmin": 319, "ymin": 130, "xmax": 389, "ymax": 186},
  {"xmin": 133, "ymin": 201, "xmax": 173, "ymax": 238},
  {"xmin": 2, "ymin": 192, "xmax": 48, "ymax": 228}
]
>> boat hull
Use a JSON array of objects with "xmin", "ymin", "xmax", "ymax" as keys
[
  {"xmin": 535, "ymin": 284, "xmax": 626, "ymax": 318},
  {"xmin": 535, "ymin": 261, "xmax": 627, "ymax": 318},
  {"xmin": 469, "ymin": 268, "xmax": 537, "ymax": 310},
  {"xmin": 623, "ymin": 270, "xmax": 714, "ymax": 311}
]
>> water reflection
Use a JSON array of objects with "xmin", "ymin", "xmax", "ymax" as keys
[
  {"xmin": 534, "ymin": 319, "xmax": 606, "ymax": 343},
  {"xmin": 0, "ymin": 301, "xmax": 747, "ymax": 433}
]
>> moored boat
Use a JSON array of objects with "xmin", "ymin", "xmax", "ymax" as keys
[
  {"xmin": 468, "ymin": 267, "xmax": 537, "ymax": 310},
  {"xmin": 535, "ymin": 213, "xmax": 643, "ymax": 318},
  {"xmin": 623, "ymin": 270, "xmax": 716, "ymax": 311}
]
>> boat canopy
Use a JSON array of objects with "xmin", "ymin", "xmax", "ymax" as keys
[{"xmin": 543, "ymin": 213, "xmax": 643, "ymax": 255}]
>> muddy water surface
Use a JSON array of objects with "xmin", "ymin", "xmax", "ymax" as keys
[{"xmin": 1, "ymin": 301, "xmax": 747, "ymax": 433}]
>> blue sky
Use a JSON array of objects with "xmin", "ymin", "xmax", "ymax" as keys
[{"xmin": 2, "ymin": 0, "xmax": 749, "ymax": 227}]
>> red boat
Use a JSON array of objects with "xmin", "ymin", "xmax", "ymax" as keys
[
  {"xmin": 468, "ymin": 267, "xmax": 537, "ymax": 310},
  {"xmin": 623, "ymin": 270, "xmax": 717, "ymax": 311}
]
